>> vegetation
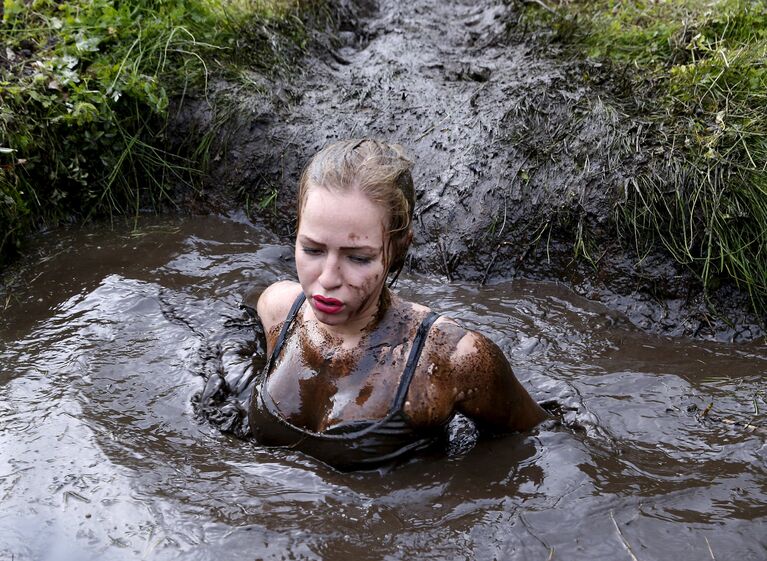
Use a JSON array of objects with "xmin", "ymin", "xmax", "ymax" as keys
[
  {"xmin": 0, "ymin": 0, "xmax": 309, "ymax": 266},
  {"xmin": 517, "ymin": 0, "xmax": 767, "ymax": 315}
]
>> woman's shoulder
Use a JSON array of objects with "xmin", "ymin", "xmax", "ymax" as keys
[
  {"xmin": 425, "ymin": 314, "xmax": 500, "ymax": 367},
  {"xmin": 404, "ymin": 312, "xmax": 513, "ymax": 428},
  {"xmin": 392, "ymin": 298, "xmax": 470, "ymax": 345},
  {"xmin": 256, "ymin": 280, "xmax": 303, "ymax": 335},
  {"xmin": 390, "ymin": 296, "xmax": 493, "ymax": 355}
]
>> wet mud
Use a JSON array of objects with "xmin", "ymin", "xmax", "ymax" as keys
[
  {"xmin": 1, "ymin": 215, "xmax": 765, "ymax": 560},
  {"xmin": 172, "ymin": 0, "xmax": 764, "ymax": 341},
  {"xmin": 1, "ymin": 0, "xmax": 766, "ymax": 558}
]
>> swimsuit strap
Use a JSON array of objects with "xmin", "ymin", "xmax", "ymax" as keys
[
  {"xmin": 391, "ymin": 311, "xmax": 439, "ymax": 411},
  {"xmin": 265, "ymin": 298, "xmax": 438, "ymax": 417},
  {"xmin": 267, "ymin": 292, "xmax": 306, "ymax": 371}
]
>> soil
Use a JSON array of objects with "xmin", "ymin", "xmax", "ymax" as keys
[{"xmin": 169, "ymin": 0, "xmax": 764, "ymax": 343}]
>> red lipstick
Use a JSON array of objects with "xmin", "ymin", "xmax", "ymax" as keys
[{"xmin": 312, "ymin": 295, "xmax": 344, "ymax": 314}]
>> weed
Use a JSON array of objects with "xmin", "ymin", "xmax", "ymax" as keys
[
  {"xmin": 0, "ymin": 0, "xmax": 310, "ymax": 267},
  {"xmin": 516, "ymin": 0, "xmax": 767, "ymax": 315},
  {"xmin": 258, "ymin": 187, "xmax": 279, "ymax": 214}
]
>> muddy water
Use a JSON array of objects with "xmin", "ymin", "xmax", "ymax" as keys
[{"xmin": 1, "ymin": 215, "xmax": 765, "ymax": 561}]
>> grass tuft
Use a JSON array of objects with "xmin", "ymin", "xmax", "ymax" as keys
[
  {"xmin": 516, "ymin": 0, "xmax": 767, "ymax": 315},
  {"xmin": 0, "ymin": 0, "xmax": 309, "ymax": 266}
]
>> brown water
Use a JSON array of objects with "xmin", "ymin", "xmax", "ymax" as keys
[{"xmin": 1, "ymin": 215, "xmax": 765, "ymax": 561}]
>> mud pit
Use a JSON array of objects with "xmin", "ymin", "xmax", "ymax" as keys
[
  {"xmin": 1, "ymin": 215, "xmax": 765, "ymax": 560},
  {"xmin": 1, "ymin": 0, "xmax": 766, "ymax": 559},
  {"xmin": 173, "ymin": 0, "xmax": 763, "ymax": 341}
]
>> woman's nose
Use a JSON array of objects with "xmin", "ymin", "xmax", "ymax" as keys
[{"xmin": 318, "ymin": 255, "xmax": 342, "ymax": 289}]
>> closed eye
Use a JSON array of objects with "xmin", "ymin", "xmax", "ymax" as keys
[
  {"xmin": 301, "ymin": 246, "xmax": 323, "ymax": 256},
  {"xmin": 349, "ymin": 255, "xmax": 373, "ymax": 264}
]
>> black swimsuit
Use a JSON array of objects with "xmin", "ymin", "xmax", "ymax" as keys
[{"xmin": 249, "ymin": 293, "xmax": 446, "ymax": 470}]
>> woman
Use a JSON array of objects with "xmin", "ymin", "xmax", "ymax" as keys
[{"xmin": 249, "ymin": 139, "xmax": 547, "ymax": 470}]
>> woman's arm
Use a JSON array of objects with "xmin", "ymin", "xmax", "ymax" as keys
[
  {"xmin": 405, "ymin": 320, "xmax": 548, "ymax": 432},
  {"xmin": 451, "ymin": 330, "xmax": 548, "ymax": 432},
  {"xmin": 254, "ymin": 280, "xmax": 303, "ymax": 355}
]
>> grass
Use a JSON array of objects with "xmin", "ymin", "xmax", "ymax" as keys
[
  {"xmin": 515, "ymin": 0, "xmax": 767, "ymax": 316},
  {"xmin": 0, "ymin": 0, "xmax": 311, "ymax": 267}
]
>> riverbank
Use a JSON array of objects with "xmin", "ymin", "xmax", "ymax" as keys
[
  {"xmin": 172, "ymin": 0, "xmax": 763, "ymax": 340},
  {"xmin": 0, "ymin": 0, "xmax": 310, "ymax": 265},
  {"xmin": 509, "ymin": 0, "xmax": 767, "ymax": 330}
]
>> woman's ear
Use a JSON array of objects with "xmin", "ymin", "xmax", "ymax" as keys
[{"xmin": 405, "ymin": 228, "xmax": 413, "ymax": 247}]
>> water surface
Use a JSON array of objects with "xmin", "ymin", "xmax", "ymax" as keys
[{"xmin": 1, "ymin": 215, "xmax": 764, "ymax": 560}]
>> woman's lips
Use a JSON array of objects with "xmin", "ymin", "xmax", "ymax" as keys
[{"xmin": 312, "ymin": 295, "xmax": 344, "ymax": 314}]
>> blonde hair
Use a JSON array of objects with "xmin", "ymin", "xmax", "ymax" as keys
[{"xmin": 297, "ymin": 139, "xmax": 415, "ymax": 277}]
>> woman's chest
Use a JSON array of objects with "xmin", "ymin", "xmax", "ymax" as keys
[{"xmin": 265, "ymin": 335, "xmax": 411, "ymax": 432}]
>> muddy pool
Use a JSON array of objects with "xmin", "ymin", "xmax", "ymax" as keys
[{"xmin": 1, "ymin": 215, "xmax": 765, "ymax": 561}]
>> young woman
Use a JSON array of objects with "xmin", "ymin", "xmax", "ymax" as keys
[{"xmin": 249, "ymin": 139, "xmax": 547, "ymax": 470}]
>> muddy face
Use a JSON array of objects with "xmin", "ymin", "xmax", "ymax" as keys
[{"xmin": 295, "ymin": 186, "xmax": 390, "ymax": 336}]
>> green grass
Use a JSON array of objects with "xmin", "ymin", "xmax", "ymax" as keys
[
  {"xmin": 517, "ymin": 0, "xmax": 767, "ymax": 316},
  {"xmin": 0, "ymin": 0, "xmax": 310, "ymax": 266}
]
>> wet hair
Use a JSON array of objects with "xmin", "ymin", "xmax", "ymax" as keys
[{"xmin": 297, "ymin": 139, "xmax": 415, "ymax": 279}]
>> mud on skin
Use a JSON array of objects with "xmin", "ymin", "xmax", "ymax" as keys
[
  {"xmin": 264, "ymin": 295, "xmax": 432, "ymax": 432},
  {"xmin": 169, "ymin": 0, "xmax": 764, "ymax": 342}
]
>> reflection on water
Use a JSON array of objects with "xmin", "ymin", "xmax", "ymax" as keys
[{"xmin": 1, "ymin": 215, "xmax": 765, "ymax": 561}]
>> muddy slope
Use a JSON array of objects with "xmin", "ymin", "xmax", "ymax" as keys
[{"xmin": 172, "ymin": 0, "xmax": 764, "ymax": 342}]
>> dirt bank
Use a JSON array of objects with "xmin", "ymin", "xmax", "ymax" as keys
[{"xmin": 171, "ymin": 0, "xmax": 764, "ymax": 342}]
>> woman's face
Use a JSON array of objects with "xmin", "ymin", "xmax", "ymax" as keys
[{"xmin": 295, "ymin": 185, "xmax": 389, "ymax": 331}]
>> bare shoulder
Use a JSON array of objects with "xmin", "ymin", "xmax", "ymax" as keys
[
  {"xmin": 451, "ymin": 325, "xmax": 498, "ymax": 365},
  {"xmin": 256, "ymin": 280, "xmax": 303, "ymax": 335},
  {"xmin": 426, "ymin": 318, "xmax": 501, "ymax": 379},
  {"xmin": 428, "ymin": 316, "xmax": 475, "ymax": 355},
  {"xmin": 402, "ymin": 317, "xmax": 472, "ymax": 424},
  {"xmin": 415, "ymin": 316, "xmax": 548, "ymax": 432},
  {"xmin": 397, "ymin": 301, "xmax": 473, "ymax": 353}
]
